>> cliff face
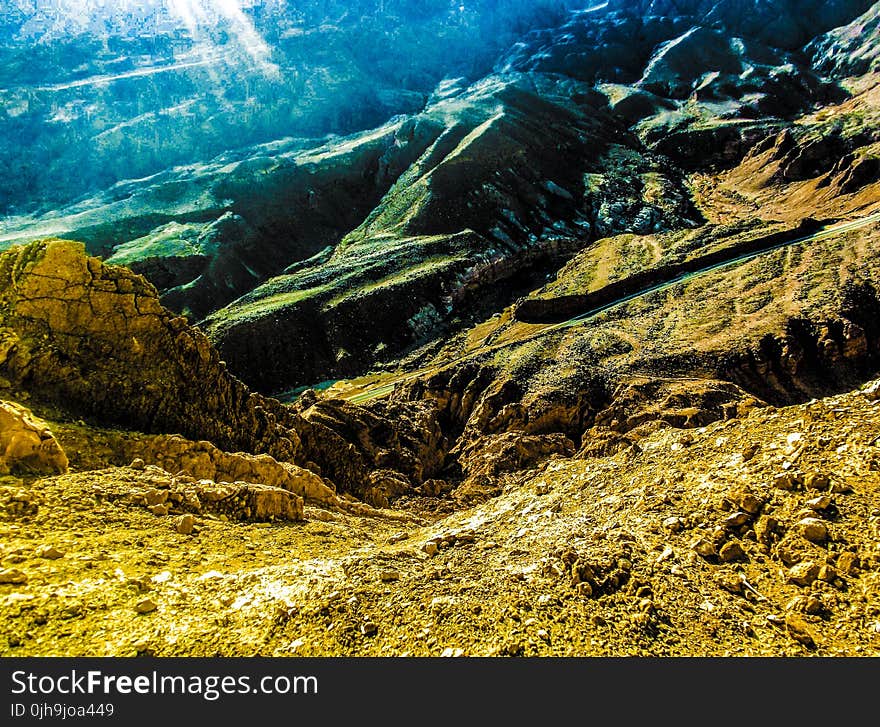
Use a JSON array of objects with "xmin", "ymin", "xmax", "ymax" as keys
[{"xmin": 0, "ymin": 239, "xmax": 300, "ymax": 462}]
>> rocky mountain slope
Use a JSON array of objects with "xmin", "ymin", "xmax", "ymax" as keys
[
  {"xmin": 1, "ymin": 1, "xmax": 880, "ymax": 657},
  {"xmin": 2, "ymin": 377, "xmax": 879, "ymax": 656}
]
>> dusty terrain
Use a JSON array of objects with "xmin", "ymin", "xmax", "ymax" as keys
[{"xmin": 2, "ymin": 380, "xmax": 879, "ymax": 657}]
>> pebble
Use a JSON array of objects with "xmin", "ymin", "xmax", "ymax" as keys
[
  {"xmin": 662, "ymin": 516, "xmax": 684, "ymax": 532},
  {"xmin": 718, "ymin": 541, "xmax": 746, "ymax": 563},
  {"xmin": 785, "ymin": 613, "xmax": 815, "ymax": 648},
  {"xmin": 37, "ymin": 546, "xmax": 64, "ymax": 560},
  {"xmin": 806, "ymin": 496, "xmax": 832, "ymax": 512},
  {"xmin": 135, "ymin": 598, "xmax": 157, "ymax": 614},
  {"xmin": 0, "ymin": 568, "xmax": 27, "ymax": 585},
  {"xmin": 422, "ymin": 542, "xmax": 439, "ymax": 556},
  {"xmin": 360, "ymin": 621, "xmax": 378, "ymax": 637},
  {"xmin": 149, "ymin": 504, "xmax": 169, "ymax": 516},
  {"xmin": 174, "ymin": 514, "xmax": 195, "ymax": 535},
  {"xmin": 129, "ymin": 458, "xmax": 146, "ymax": 470},
  {"xmin": 691, "ymin": 537, "xmax": 716, "ymax": 558},
  {"xmin": 380, "ymin": 569, "xmax": 400, "ymax": 583},
  {"xmin": 797, "ymin": 518, "xmax": 828, "ymax": 543},
  {"xmin": 787, "ymin": 561, "xmax": 820, "ymax": 587},
  {"xmin": 723, "ymin": 512, "xmax": 751, "ymax": 528},
  {"xmin": 803, "ymin": 473, "xmax": 830, "ymax": 491},
  {"xmin": 387, "ymin": 532, "xmax": 409, "ymax": 544}
]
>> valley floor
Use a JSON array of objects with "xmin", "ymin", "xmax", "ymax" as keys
[{"xmin": 2, "ymin": 380, "xmax": 879, "ymax": 657}]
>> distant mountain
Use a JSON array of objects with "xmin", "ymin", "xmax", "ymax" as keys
[
  {"xmin": 2, "ymin": 0, "xmax": 879, "ymax": 396},
  {"xmin": 0, "ymin": 0, "xmax": 578, "ymax": 214}
]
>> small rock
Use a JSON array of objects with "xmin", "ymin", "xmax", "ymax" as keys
[
  {"xmin": 797, "ymin": 518, "xmax": 828, "ymax": 543},
  {"xmin": 144, "ymin": 489, "xmax": 168, "ymax": 506},
  {"xmin": 380, "ymin": 569, "xmax": 400, "ymax": 583},
  {"xmin": 630, "ymin": 612, "xmax": 651, "ymax": 626},
  {"xmin": 785, "ymin": 596, "xmax": 805, "ymax": 612},
  {"xmin": 440, "ymin": 647, "xmax": 464, "ymax": 657},
  {"xmin": 656, "ymin": 546, "xmax": 674, "ymax": 563},
  {"xmin": 862, "ymin": 380, "xmax": 880, "ymax": 400},
  {"xmin": 360, "ymin": 621, "xmax": 378, "ymax": 637},
  {"xmin": 806, "ymin": 496, "xmax": 832, "ymax": 512},
  {"xmin": 537, "ymin": 629, "xmax": 549, "ymax": 641},
  {"xmin": 576, "ymin": 582, "xmax": 593, "ymax": 597},
  {"xmin": 0, "ymin": 568, "xmax": 27, "ymax": 585},
  {"xmin": 741, "ymin": 443, "xmax": 759, "ymax": 461},
  {"xmin": 662, "ymin": 516, "xmax": 684, "ymax": 533},
  {"xmin": 129, "ymin": 458, "xmax": 146, "ymax": 470},
  {"xmin": 773, "ymin": 472, "xmax": 801, "ymax": 491},
  {"xmin": 754, "ymin": 515, "xmax": 780, "ymax": 544},
  {"xmin": 836, "ymin": 552, "xmax": 860, "ymax": 575},
  {"xmin": 723, "ymin": 512, "xmax": 751, "ymax": 529},
  {"xmin": 740, "ymin": 495, "xmax": 764, "ymax": 515},
  {"xmin": 785, "ymin": 613, "xmax": 816, "ymax": 648},
  {"xmin": 387, "ymin": 532, "xmax": 409, "ymax": 544},
  {"xmin": 149, "ymin": 504, "xmax": 169, "ymax": 516},
  {"xmin": 716, "ymin": 573, "xmax": 743, "ymax": 594},
  {"xmin": 803, "ymin": 473, "xmax": 830, "ymax": 491},
  {"xmin": 174, "ymin": 514, "xmax": 195, "ymax": 535},
  {"xmin": 787, "ymin": 561, "xmax": 821, "ymax": 587},
  {"xmin": 422, "ymin": 542, "xmax": 439, "ymax": 557},
  {"xmin": 818, "ymin": 564, "xmax": 838, "ymax": 583},
  {"xmin": 804, "ymin": 596, "xmax": 822, "ymax": 615},
  {"xmin": 37, "ymin": 546, "xmax": 64, "ymax": 560},
  {"xmin": 135, "ymin": 598, "xmax": 157, "ymax": 614},
  {"xmin": 691, "ymin": 537, "xmax": 716, "ymax": 558},
  {"xmin": 718, "ymin": 541, "xmax": 746, "ymax": 563}
]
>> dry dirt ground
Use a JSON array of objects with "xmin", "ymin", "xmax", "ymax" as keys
[{"xmin": 2, "ymin": 378, "xmax": 880, "ymax": 657}]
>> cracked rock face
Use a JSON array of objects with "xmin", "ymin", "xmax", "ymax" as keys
[{"xmin": 0, "ymin": 239, "xmax": 300, "ymax": 463}]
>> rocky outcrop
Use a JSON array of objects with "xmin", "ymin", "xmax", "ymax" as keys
[
  {"xmin": 0, "ymin": 400, "xmax": 67, "ymax": 475},
  {"xmin": 722, "ymin": 312, "xmax": 880, "ymax": 405},
  {"xmin": 589, "ymin": 377, "xmax": 763, "ymax": 435},
  {"xmin": 122, "ymin": 435, "xmax": 337, "ymax": 506},
  {"xmin": 0, "ymin": 239, "xmax": 301, "ymax": 462},
  {"xmin": 119, "ymin": 465, "xmax": 305, "ymax": 523},
  {"xmin": 453, "ymin": 431, "xmax": 576, "ymax": 503}
]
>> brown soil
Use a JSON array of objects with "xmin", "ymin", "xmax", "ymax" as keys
[{"xmin": 2, "ymin": 379, "xmax": 879, "ymax": 656}]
